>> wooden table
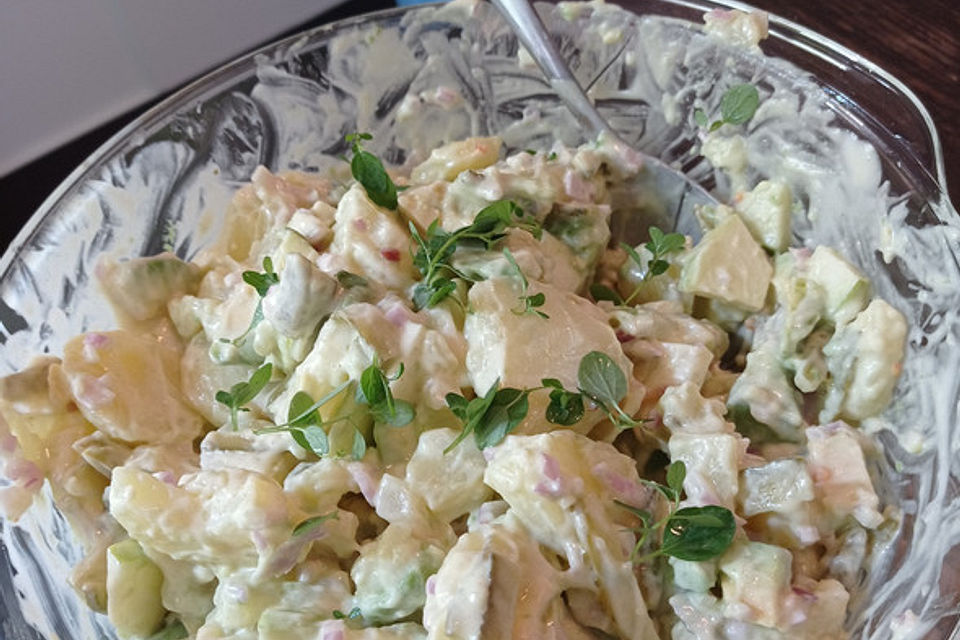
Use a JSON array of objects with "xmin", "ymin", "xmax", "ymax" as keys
[{"xmin": 748, "ymin": 0, "xmax": 960, "ymax": 207}]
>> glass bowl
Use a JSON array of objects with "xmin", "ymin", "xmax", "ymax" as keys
[{"xmin": 1, "ymin": 1, "xmax": 957, "ymax": 638}]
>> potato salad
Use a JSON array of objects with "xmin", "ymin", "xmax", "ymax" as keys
[{"xmin": 0, "ymin": 131, "xmax": 906, "ymax": 640}]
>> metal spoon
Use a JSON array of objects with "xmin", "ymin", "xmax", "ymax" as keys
[{"xmin": 491, "ymin": 0, "xmax": 716, "ymax": 239}]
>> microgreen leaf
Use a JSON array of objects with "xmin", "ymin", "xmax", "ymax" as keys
[
  {"xmin": 351, "ymin": 428, "xmax": 367, "ymax": 460},
  {"xmin": 474, "ymin": 387, "xmax": 530, "ymax": 449},
  {"xmin": 332, "ymin": 607, "xmax": 362, "ymax": 620},
  {"xmin": 336, "ymin": 270, "xmax": 369, "ymax": 289},
  {"xmin": 410, "ymin": 200, "xmax": 542, "ymax": 310},
  {"xmin": 346, "ymin": 133, "xmax": 397, "ymax": 210},
  {"xmin": 444, "ymin": 381, "xmax": 531, "ymax": 452},
  {"xmin": 666, "ymin": 460, "xmax": 686, "ymax": 496},
  {"xmin": 544, "ymin": 383, "xmax": 585, "ymax": 426},
  {"xmin": 614, "ymin": 499, "xmax": 653, "ymax": 528},
  {"xmin": 694, "ymin": 83, "xmax": 760, "ymax": 132},
  {"xmin": 578, "ymin": 351, "xmax": 627, "ymax": 408},
  {"xmin": 504, "ymin": 248, "xmax": 549, "ymax": 319},
  {"xmin": 215, "ymin": 363, "xmax": 273, "ymax": 429},
  {"xmin": 660, "ymin": 505, "xmax": 736, "ymax": 561},
  {"xmin": 292, "ymin": 512, "xmax": 338, "ymax": 536},
  {"xmin": 589, "ymin": 283, "xmax": 623, "ymax": 304},
  {"xmin": 357, "ymin": 362, "xmax": 415, "ymax": 427},
  {"xmin": 242, "ymin": 257, "xmax": 279, "ymax": 297},
  {"xmin": 720, "ymin": 83, "xmax": 760, "ymax": 126}
]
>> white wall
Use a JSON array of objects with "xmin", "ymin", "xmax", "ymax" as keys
[{"xmin": 0, "ymin": 1, "xmax": 344, "ymax": 176}]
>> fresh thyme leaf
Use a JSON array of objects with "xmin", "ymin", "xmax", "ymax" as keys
[
  {"xmin": 524, "ymin": 149, "xmax": 537, "ymax": 155},
  {"xmin": 292, "ymin": 512, "xmax": 338, "ymax": 536},
  {"xmin": 618, "ymin": 227, "xmax": 686, "ymax": 306},
  {"xmin": 474, "ymin": 387, "xmax": 530, "ymax": 449},
  {"xmin": 346, "ymin": 132, "xmax": 398, "ymax": 210},
  {"xmin": 290, "ymin": 426, "xmax": 330, "ymax": 457},
  {"xmin": 215, "ymin": 363, "xmax": 273, "ymax": 429},
  {"xmin": 617, "ymin": 469, "xmax": 735, "ymax": 563},
  {"xmin": 288, "ymin": 390, "xmax": 320, "ymax": 427},
  {"xmin": 504, "ymin": 248, "xmax": 549, "ymax": 319},
  {"xmin": 336, "ymin": 270, "xmax": 369, "ymax": 289},
  {"xmin": 695, "ymin": 84, "xmax": 760, "ymax": 131},
  {"xmin": 589, "ymin": 283, "xmax": 623, "ymax": 304},
  {"xmin": 666, "ymin": 460, "xmax": 686, "ymax": 496},
  {"xmin": 542, "ymin": 378, "xmax": 585, "ymax": 426},
  {"xmin": 242, "ymin": 257, "xmax": 279, "ymax": 297},
  {"xmin": 357, "ymin": 362, "xmax": 415, "ymax": 427},
  {"xmin": 660, "ymin": 505, "xmax": 736, "ymax": 561},
  {"xmin": 351, "ymin": 427, "xmax": 367, "ymax": 460},
  {"xmin": 578, "ymin": 351, "xmax": 627, "ymax": 408},
  {"xmin": 410, "ymin": 200, "xmax": 542, "ymax": 310},
  {"xmin": 332, "ymin": 607, "xmax": 362, "ymax": 620},
  {"xmin": 614, "ymin": 499, "xmax": 652, "ymax": 528},
  {"xmin": 547, "ymin": 152, "xmax": 558, "ymax": 161},
  {"xmin": 444, "ymin": 380, "xmax": 530, "ymax": 451},
  {"xmin": 720, "ymin": 83, "xmax": 760, "ymax": 126}
]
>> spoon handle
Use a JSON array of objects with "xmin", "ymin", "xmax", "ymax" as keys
[{"xmin": 490, "ymin": 0, "xmax": 611, "ymax": 137}]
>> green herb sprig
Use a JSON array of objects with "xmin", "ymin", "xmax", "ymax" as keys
[
  {"xmin": 215, "ymin": 363, "xmax": 273, "ymax": 429},
  {"xmin": 694, "ymin": 83, "xmax": 760, "ymax": 132},
  {"xmin": 292, "ymin": 512, "xmax": 339, "ymax": 536},
  {"xmin": 346, "ymin": 132, "xmax": 398, "ymax": 210},
  {"xmin": 503, "ymin": 248, "xmax": 548, "ymax": 319},
  {"xmin": 590, "ymin": 226, "xmax": 685, "ymax": 306},
  {"xmin": 225, "ymin": 256, "xmax": 280, "ymax": 350},
  {"xmin": 332, "ymin": 607, "xmax": 362, "ymax": 620},
  {"xmin": 252, "ymin": 361, "xmax": 414, "ymax": 460},
  {"xmin": 357, "ymin": 362, "xmax": 415, "ymax": 427},
  {"xmin": 444, "ymin": 351, "xmax": 639, "ymax": 451},
  {"xmin": 616, "ymin": 461, "xmax": 736, "ymax": 562},
  {"xmin": 410, "ymin": 200, "xmax": 541, "ymax": 310}
]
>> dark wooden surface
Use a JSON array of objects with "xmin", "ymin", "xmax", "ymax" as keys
[{"xmin": 748, "ymin": 0, "xmax": 960, "ymax": 206}]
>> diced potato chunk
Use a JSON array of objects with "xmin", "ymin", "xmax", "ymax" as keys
[
  {"xmin": 680, "ymin": 214, "xmax": 772, "ymax": 311},
  {"xmin": 719, "ymin": 541, "xmax": 792, "ymax": 628},
  {"xmin": 668, "ymin": 432, "xmax": 742, "ymax": 509},
  {"xmin": 330, "ymin": 184, "xmax": 417, "ymax": 291},
  {"xmin": 411, "ymin": 137, "xmax": 502, "ymax": 183},
  {"xmin": 62, "ymin": 331, "xmax": 203, "ymax": 444},
  {"xmin": 106, "ymin": 538, "xmax": 166, "ymax": 638},
  {"xmin": 405, "ymin": 429, "xmax": 492, "ymax": 522},
  {"xmin": 805, "ymin": 424, "xmax": 883, "ymax": 528}
]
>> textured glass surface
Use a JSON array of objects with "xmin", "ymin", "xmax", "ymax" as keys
[{"xmin": 0, "ymin": 1, "xmax": 957, "ymax": 638}]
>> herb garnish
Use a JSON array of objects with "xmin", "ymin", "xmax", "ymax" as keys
[
  {"xmin": 225, "ymin": 257, "xmax": 280, "ymax": 351},
  {"xmin": 410, "ymin": 200, "xmax": 541, "ymax": 310},
  {"xmin": 252, "ymin": 361, "xmax": 413, "ymax": 460},
  {"xmin": 576, "ymin": 351, "xmax": 641, "ymax": 429},
  {"xmin": 336, "ymin": 270, "xmax": 369, "ymax": 289},
  {"xmin": 591, "ymin": 226, "xmax": 685, "ymax": 306},
  {"xmin": 357, "ymin": 362, "xmax": 414, "ymax": 427},
  {"xmin": 292, "ymin": 512, "xmax": 338, "ymax": 536},
  {"xmin": 694, "ymin": 83, "xmax": 760, "ymax": 132},
  {"xmin": 332, "ymin": 607, "xmax": 362, "ymax": 620},
  {"xmin": 215, "ymin": 363, "xmax": 273, "ymax": 429},
  {"xmin": 444, "ymin": 380, "xmax": 532, "ymax": 453},
  {"xmin": 242, "ymin": 256, "xmax": 279, "ymax": 297},
  {"xmin": 616, "ymin": 461, "xmax": 736, "ymax": 562},
  {"xmin": 504, "ymin": 249, "xmax": 548, "ymax": 319},
  {"xmin": 346, "ymin": 132, "xmax": 398, "ymax": 210},
  {"xmin": 444, "ymin": 351, "xmax": 639, "ymax": 451}
]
